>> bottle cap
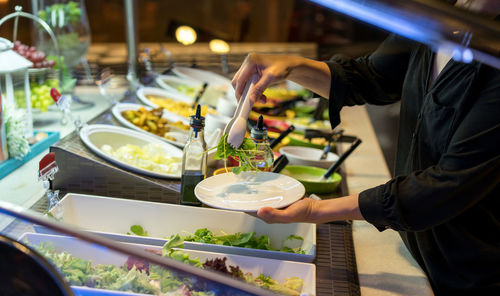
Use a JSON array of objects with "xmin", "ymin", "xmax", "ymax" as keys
[
  {"xmin": 190, "ymin": 104, "xmax": 205, "ymax": 129},
  {"xmin": 251, "ymin": 115, "xmax": 267, "ymax": 140}
]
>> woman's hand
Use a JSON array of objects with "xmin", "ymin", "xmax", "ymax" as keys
[
  {"xmin": 257, "ymin": 198, "xmax": 317, "ymax": 224},
  {"xmin": 257, "ymin": 194, "xmax": 364, "ymax": 224},
  {"xmin": 232, "ymin": 53, "xmax": 302, "ymax": 104}
]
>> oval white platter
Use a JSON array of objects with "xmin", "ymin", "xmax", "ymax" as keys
[
  {"xmin": 111, "ymin": 103, "xmax": 189, "ymax": 148},
  {"xmin": 195, "ymin": 172, "xmax": 306, "ymax": 212},
  {"xmin": 136, "ymin": 86, "xmax": 193, "ymax": 109},
  {"xmin": 154, "ymin": 74, "xmax": 201, "ymax": 101},
  {"xmin": 171, "ymin": 66, "xmax": 236, "ymax": 103},
  {"xmin": 79, "ymin": 124, "xmax": 182, "ymax": 179}
]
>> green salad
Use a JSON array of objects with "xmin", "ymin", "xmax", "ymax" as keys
[
  {"xmin": 128, "ymin": 225, "xmax": 306, "ymax": 254},
  {"xmin": 34, "ymin": 240, "xmax": 304, "ymax": 296},
  {"xmin": 205, "ymin": 134, "xmax": 263, "ymax": 174}
]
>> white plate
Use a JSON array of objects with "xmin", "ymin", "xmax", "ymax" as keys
[
  {"xmin": 20, "ymin": 232, "xmax": 316, "ymax": 296},
  {"xmin": 111, "ymin": 103, "xmax": 188, "ymax": 148},
  {"xmin": 172, "ymin": 67, "xmax": 236, "ymax": 104},
  {"xmin": 195, "ymin": 172, "xmax": 305, "ymax": 212},
  {"xmin": 136, "ymin": 86, "xmax": 193, "ymax": 109},
  {"xmin": 79, "ymin": 124, "xmax": 182, "ymax": 179}
]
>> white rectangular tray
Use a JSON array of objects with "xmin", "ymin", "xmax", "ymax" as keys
[
  {"xmin": 20, "ymin": 232, "xmax": 316, "ymax": 296},
  {"xmin": 42, "ymin": 193, "xmax": 316, "ymax": 262}
]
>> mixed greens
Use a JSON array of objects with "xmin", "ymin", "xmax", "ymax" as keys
[
  {"xmin": 128, "ymin": 226, "xmax": 306, "ymax": 254},
  {"xmin": 35, "ymin": 242, "xmax": 208, "ymax": 295},
  {"xmin": 206, "ymin": 134, "xmax": 263, "ymax": 174},
  {"xmin": 34, "ymin": 240, "xmax": 304, "ymax": 296}
]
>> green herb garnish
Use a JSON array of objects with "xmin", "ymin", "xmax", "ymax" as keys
[{"xmin": 205, "ymin": 134, "xmax": 263, "ymax": 174}]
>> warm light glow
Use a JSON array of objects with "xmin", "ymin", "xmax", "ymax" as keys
[
  {"xmin": 175, "ymin": 26, "xmax": 197, "ymax": 46},
  {"xmin": 209, "ymin": 39, "xmax": 230, "ymax": 54}
]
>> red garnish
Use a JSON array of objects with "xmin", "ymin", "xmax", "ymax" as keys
[{"xmin": 50, "ymin": 88, "xmax": 61, "ymax": 103}]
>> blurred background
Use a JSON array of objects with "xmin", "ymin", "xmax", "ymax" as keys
[{"xmin": 0, "ymin": 0, "xmax": 399, "ymax": 174}]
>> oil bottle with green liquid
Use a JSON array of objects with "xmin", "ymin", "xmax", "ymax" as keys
[{"xmin": 180, "ymin": 105, "xmax": 207, "ymax": 206}]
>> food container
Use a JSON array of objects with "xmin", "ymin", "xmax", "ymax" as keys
[
  {"xmin": 279, "ymin": 146, "xmax": 339, "ymax": 169},
  {"xmin": 280, "ymin": 165, "xmax": 342, "ymax": 194},
  {"xmin": 41, "ymin": 193, "xmax": 316, "ymax": 263},
  {"xmin": 19, "ymin": 232, "xmax": 316, "ymax": 296}
]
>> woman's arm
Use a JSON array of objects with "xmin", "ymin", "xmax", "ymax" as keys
[
  {"xmin": 232, "ymin": 54, "xmax": 331, "ymax": 103},
  {"xmin": 257, "ymin": 194, "xmax": 364, "ymax": 224}
]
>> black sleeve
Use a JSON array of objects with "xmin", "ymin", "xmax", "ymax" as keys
[
  {"xmin": 326, "ymin": 34, "xmax": 415, "ymax": 128},
  {"xmin": 358, "ymin": 66, "xmax": 500, "ymax": 231}
]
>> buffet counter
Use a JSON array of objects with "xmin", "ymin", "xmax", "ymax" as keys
[{"xmin": 0, "ymin": 86, "xmax": 433, "ymax": 295}]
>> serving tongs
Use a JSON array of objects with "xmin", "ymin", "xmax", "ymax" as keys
[{"xmin": 224, "ymin": 74, "xmax": 260, "ymax": 148}]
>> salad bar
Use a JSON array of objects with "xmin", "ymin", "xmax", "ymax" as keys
[{"xmin": 1, "ymin": 11, "xmax": 359, "ymax": 291}]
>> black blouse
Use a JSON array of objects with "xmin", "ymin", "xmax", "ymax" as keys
[{"xmin": 325, "ymin": 35, "xmax": 500, "ymax": 294}]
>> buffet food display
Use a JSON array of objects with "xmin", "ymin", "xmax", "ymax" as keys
[{"xmin": 1, "ymin": 53, "xmax": 348, "ymax": 295}]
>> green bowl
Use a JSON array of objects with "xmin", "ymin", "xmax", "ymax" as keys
[{"xmin": 280, "ymin": 165, "xmax": 342, "ymax": 194}]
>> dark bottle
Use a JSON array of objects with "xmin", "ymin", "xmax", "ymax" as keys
[
  {"xmin": 250, "ymin": 115, "xmax": 274, "ymax": 171},
  {"xmin": 180, "ymin": 105, "xmax": 207, "ymax": 206}
]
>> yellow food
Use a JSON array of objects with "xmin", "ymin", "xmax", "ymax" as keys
[
  {"xmin": 101, "ymin": 143, "xmax": 181, "ymax": 175},
  {"xmin": 122, "ymin": 107, "xmax": 189, "ymax": 139},
  {"xmin": 288, "ymin": 117, "xmax": 330, "ymax": 129},
  {"xmin": 146, "ymin": 95, "xmax": 216, "ymax": 118},
  {"xmin": 289, "ymin": 133, "xmax": 328, "ymax": 146}
]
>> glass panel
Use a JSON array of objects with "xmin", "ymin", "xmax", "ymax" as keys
[{"xmin": 0, "ymin": 201, "xmax": 292, "ymax": 296}]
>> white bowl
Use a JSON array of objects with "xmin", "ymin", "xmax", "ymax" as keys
[{"xmin": 279, "ymin": 146, "xmax": 339, "ymax": 169}]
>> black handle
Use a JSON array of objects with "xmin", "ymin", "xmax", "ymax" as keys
[
  {"xmin": 319, "ymin": 140, "xmax": 332, "ymax": 160},
  {"xmin": 323, "ymin": 138, "xmax": 362, "ymax": 179},
  {"xmin": 270, "ymin": 125, "xmax": 295, "ymax": 149},
  {"xmin": 272, "ymin": 154, "xmax": 289, "ymax": 173},
  {"xmin": 311, "ymin": 97, "xmax": 328, "ymax": 121},
  {"xmin": 192, "ymin": 82, "xmax": 208, "ymax": 108}
]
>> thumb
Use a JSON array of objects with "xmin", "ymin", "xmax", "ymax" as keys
[{"xmin": 257, "ymin": 207, "xmax": 292, "ymax": 224}]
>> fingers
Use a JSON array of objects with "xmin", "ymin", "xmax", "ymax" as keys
[
  {"xmin": 232, "ymin": 53, "xmax": 259, "ymax": 100},
  {"xmin": 257, "ymin": 207, "xmax": 293, "ymax": 224},
  {"xmin": 246, "ymin": 72, "xmax": 274, "ymax": 104}
]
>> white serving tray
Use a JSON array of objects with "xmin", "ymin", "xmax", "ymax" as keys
[
  {"xmin": 79, "ymin": 124, "xmax": 182, "ymax": 179},
  {"xmin": 20, "ymin": 232, "xmax": 316, "ymax": 296},
  {"xmin": 41, "ymin": 193, "xmax": 316, "ymax": 263}
]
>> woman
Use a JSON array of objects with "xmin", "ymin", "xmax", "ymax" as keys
[{"xmin": 231, "ymin": 1, "xmax": 499, "ymax": 294}]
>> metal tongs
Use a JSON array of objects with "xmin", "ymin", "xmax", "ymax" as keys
[{"xmin": 38, "ymin": 152, "xmax": 62, "ymax": 219}]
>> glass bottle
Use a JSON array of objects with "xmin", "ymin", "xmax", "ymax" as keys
[
  {"xmin": 250, "ymin": 115, "xmax": 274, "ymax": 171},
  {"xmin": 180, "ymin": 105, "xmax": 207, "ymax": 206}
]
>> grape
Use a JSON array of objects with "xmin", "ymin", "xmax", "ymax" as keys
[{"xmin": 12, "ymin": 41, "xmax": 55, "ymax": 68}]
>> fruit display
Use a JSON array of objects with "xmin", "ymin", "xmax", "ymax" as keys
[
  {"xmin": 12, "ymin": 41, "xmax": 55, "ymax": 69},
  {"xmin": 145, "ymin": 94, "xmax": 216, "ymax": 118},
  {"xmin": 14, "ymin": 79, "xmax": 60, "ymax": 112},
  {"xmin": 121, "ymin": 107, "xmax": 189, "ymax": 139}
]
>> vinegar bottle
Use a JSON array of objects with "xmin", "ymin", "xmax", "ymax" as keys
[
  {"xmin": 250, "ymin": 115, "xmax": 274, "ymax": 171},
  {"xmin": 180, "ymin": 105, "xmax": 207, "ymax": 206}
]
